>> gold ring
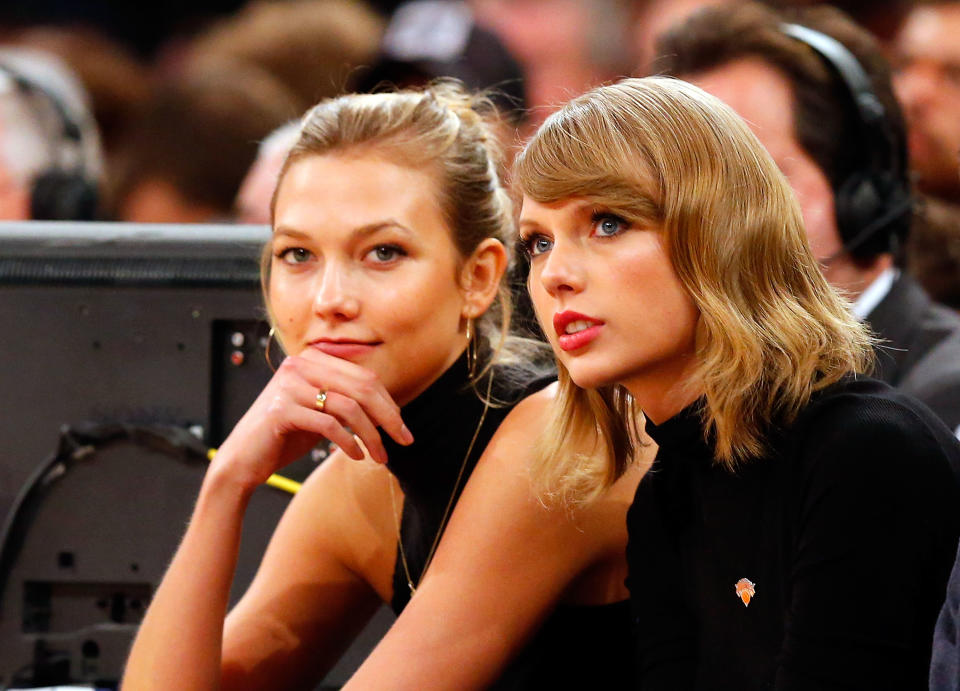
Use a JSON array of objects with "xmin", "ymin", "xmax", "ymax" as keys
[{"xmin": 315, "ymin": 389, "xmax": 328, "ymax": 412}]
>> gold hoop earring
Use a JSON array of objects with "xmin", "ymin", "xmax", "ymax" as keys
[
  {"xmin": 264, "ymin": 326, "xmax": 278, "ymax": 372},
  {"xmin": 465, "ymin": 317, "xmax": 477, "ymax": 377}
]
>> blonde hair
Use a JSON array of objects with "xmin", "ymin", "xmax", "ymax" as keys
[
  {"xmin": 263, "ymin": 80, "xmax": 534, "ymax": 381},
  {"xmin": 514, "ymin": 76, "xmax": 874, "ymax": 504}
]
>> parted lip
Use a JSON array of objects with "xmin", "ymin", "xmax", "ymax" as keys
[{"xmin": 552, "ymin": 310, "xmax": 604, "ymax": 337}]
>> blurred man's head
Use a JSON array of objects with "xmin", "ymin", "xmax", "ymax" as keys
[
  {"xmin": 655, "ymin": 3, "xmax": 910, "ymax": 299},
  {"xmin": 112, "ymin": 61, "xmax": 295, "ymax": 223},
  {"xmin": 894, "ymin": 2, "xmax": 960, "ymax": 202},
  {"xmin": 0, "ymin": 49, "xmax": 102, "ymax": 220},
  {"xmin": 235, "ymin": 121, "xmax": 299, "ymax": 225}
]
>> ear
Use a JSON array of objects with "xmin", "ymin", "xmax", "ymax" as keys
[{"xmin": 459, "ymin": 238, "xmax": 508, "ymax": 318}]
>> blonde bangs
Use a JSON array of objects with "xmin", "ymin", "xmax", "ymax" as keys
[{"xmin": 516, "ymin": 95, "xmax": 662, "ymax": 221}]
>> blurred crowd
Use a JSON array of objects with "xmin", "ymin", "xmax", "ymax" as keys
[{"xmin": 1, "ymin": 0, "xmax": 960, "ymax": 309}]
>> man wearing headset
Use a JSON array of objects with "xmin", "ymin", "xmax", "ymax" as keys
[
  {"xmin": 652, "ymin": 2, "xmax": 960, "ymax": 435},
  {"xmin": 0, "ymin": 49, "xmax": 101, "ymax": 221}
]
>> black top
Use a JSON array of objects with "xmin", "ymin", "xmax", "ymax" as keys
[
  {"xmin": 385, "ymin": 354, "xmax": 633, "ymax": 689},
  {"xmin": 626, "ymin": 376, "xmax": 960, "ymax": 690},
  {"xmin": 867, "ymin": 273, "xmax": 960, "ymax": 431}
]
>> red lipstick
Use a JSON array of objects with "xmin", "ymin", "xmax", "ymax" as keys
[{"xmin": 553, "ymin": 311, "xmax": 604, "ymax": 352}]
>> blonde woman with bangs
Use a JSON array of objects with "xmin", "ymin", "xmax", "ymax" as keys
[{"xmin": 515, "ymin": 76, "xmax": 960, "ymax": 690}]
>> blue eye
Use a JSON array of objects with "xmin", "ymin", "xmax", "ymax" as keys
[
  {"xmin": 521, "ymin": 234, "xmax": 553, "ymax": 257},
  {"xmin": 593, "ymin": 213, "xmax": 627, "ymax": 238},
  {"xmin": 277, "ymin": 247, "xmax": 312, "ymax": 264},
  {"xmin": 367, "ymin": 244, "xmax": 406, "ymax": 263}
]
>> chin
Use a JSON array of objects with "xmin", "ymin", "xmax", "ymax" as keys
[{"xmin": 562, "ymin": 361, "xmax": 622, "ymax": 391}]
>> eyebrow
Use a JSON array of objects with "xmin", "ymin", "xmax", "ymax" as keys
[
  {"xmin": 273, "ymin": 219, "xmax": 415, "ymax": 240},
  {"xmin": 518, "ymin": 196, "xmax": 659, "ymax": 231},
  {"xmin": 517, "ymin": 199, "xmax": 597, "ymax": 230}
]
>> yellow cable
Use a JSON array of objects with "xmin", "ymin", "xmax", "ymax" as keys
[
  {"xmin": 265, "ymin": 474, "xmax": 302, "ymax": 495},
  {"xmin": 206, "ymin": 448, "xmax": 301, "ymax": 495}
]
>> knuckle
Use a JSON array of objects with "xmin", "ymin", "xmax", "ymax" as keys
[
  {"xmin": 266, "ymin": 394, "xmax": 285, "ymax": 414},
  {"xmin": 344, "ymin": 397, "xmax": 362, "ymax": 416},
  {"xmin": 358, "ymin": 370, "xmax": 378, "ymax": 389}
]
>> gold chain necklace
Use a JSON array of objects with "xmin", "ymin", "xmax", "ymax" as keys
[{"xmin": 388, "ymin": 373, "xmax": 492, "ymax": 597}]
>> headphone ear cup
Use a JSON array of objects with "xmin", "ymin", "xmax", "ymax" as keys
[{"xmin": 30, "ymin": 170, "xmax": 98, "ymax": 221}]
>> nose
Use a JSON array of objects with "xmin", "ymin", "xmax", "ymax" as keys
[
  {"xmin": 537, "ymin": 238, "xmax": 585, "ymax": 298},
  {"xmin": 312, "ymin": 260, "xmax": 360, "ymax": 321}
]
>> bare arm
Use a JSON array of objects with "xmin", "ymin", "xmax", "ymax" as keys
[
  {"xmin": 122, "ymin": 351, "xmax": 410, "ymax": 691},
  {"xmin": 344, "ymin": 387, "xmax": 642, "ymax": 690},
  {"xmin": 219, "ymin": 452, "xmax": 396, "ymax": 689},
  {"xmin": 121, "ymin": 461, "xmax": 253, "ymax": 690}
]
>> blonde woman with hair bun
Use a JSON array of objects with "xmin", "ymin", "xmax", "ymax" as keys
[
  {"xmin": 123, "ymin": 82, "xmax": 637, "ymax": 690},
  {"xmin": 515, "ymin": 76, "xmax": 960, "ymax": 689}
]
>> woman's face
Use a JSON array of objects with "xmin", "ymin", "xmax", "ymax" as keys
[
  {"xmin": 270, "ymin": 153, "xmax": 470, "ymax": 405},
  {"xmin": 520, "ymin": 195, "xmax": 700, "ymax": 421}
]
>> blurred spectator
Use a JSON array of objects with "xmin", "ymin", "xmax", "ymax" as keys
[
  {"xmin": 189, "ymin": 0, "xmax": 384, "ymax": 112},
  {"xmin": 932, "ymin": 538, "xmax": 960, "ymax": 691},
  {"xmin": 111, "ymin": 61, "xmax": 296, "ymax": 223},
  {"xmin": 358, "ymin": 1, "xmax": 527, "ymax": 124},
  {"xmin": 235, "ymin": 120, "xmax": 299, "ymax": 225},
  {"xmin": 631, "ymin": 0, "xmax": 739, "ymax": 75},
  {"xmin": 894, "ymin": 2, "xmax": 960, "ymax": 203},
  {"xmin": 8, "ymin": 26, "xmax": 151, "ymax": 161},
  {"xmin": 0, "ymin": 48, "xmax": 102, "ymax": 220},
  {"xmin": 470, "ymin": 0, "xmax": 631, "ymax": 130},
  {"xmin": 655, "ymin": 2, "xmax": 960, "ymax": 431},
  {"xmin": 908, "ymin": 197, "xmax": 960, "ymax": 310}
]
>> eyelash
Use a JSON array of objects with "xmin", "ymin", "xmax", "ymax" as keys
[
  {"xmin": 591, "ymin": 211, "xmax": 629, "ymax": 238},
  {"xmin": 366, "ymin": 243, "xmax": 407, "ymax": 263},
  {"xmin": 274, "ymin": 244, "xmax": 408, "ymax": 265},
  {"xmin": 275, "ymin": 247, "xmax": 311, "ymax": 264},
  {"xmin": 520, "ymin": 231, "xmax": 556, "ymax": 258}
]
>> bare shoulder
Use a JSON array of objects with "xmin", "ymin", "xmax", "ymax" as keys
[
  {"xmin": 482, "ymin": 382, "xmax": 558, "ymax": 451},
  {"xmin": 430, "ymin": 381, "xmax": 637, "ymax": 606},
  {"xmin": 279, "ymin": 449, "xmax": 398, "ymax": 599},
  {"xmin": 481, "ymin": 382, "xmax": 641, "ymax": 503}
]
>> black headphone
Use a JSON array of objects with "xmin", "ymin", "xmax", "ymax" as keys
[
  {"xmin": 0, "ymin": 62, "xmax": 99, "ymax": 221},
  {"xmin": 781, "ymin": 23, "xmax": 912, "ymax": 260}
]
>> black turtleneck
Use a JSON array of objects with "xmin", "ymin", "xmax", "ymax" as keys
[
  {"xmin": 627, "ymin": 377, "xmax": 960, "ymax": 690},
  {"xmin": 386, "ymin": 354, "xmax": 510, "ymax": 610},
  {"xmin": 384, "ymin": 354, "xmax": 634, "ymax": 689}
]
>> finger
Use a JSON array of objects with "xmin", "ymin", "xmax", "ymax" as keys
[
  {"xmin": 285, "ymin": 405, "xmax": 365, "ymax": 460},
  {"xmin": 323, "ymin": 391, "xmax": 390, "ymax": 464},
  {"xmin": 289, "ymin": 353, "xmax": 413, "ymax": 446},
  {"xmin": 284, "ymin": 377, "xmax": 388, "ymax": 464}
]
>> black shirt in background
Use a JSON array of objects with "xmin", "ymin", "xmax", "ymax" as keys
[{"xmin": 627, "ymin": 376, "xmax": 960, "ymax": 690}]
